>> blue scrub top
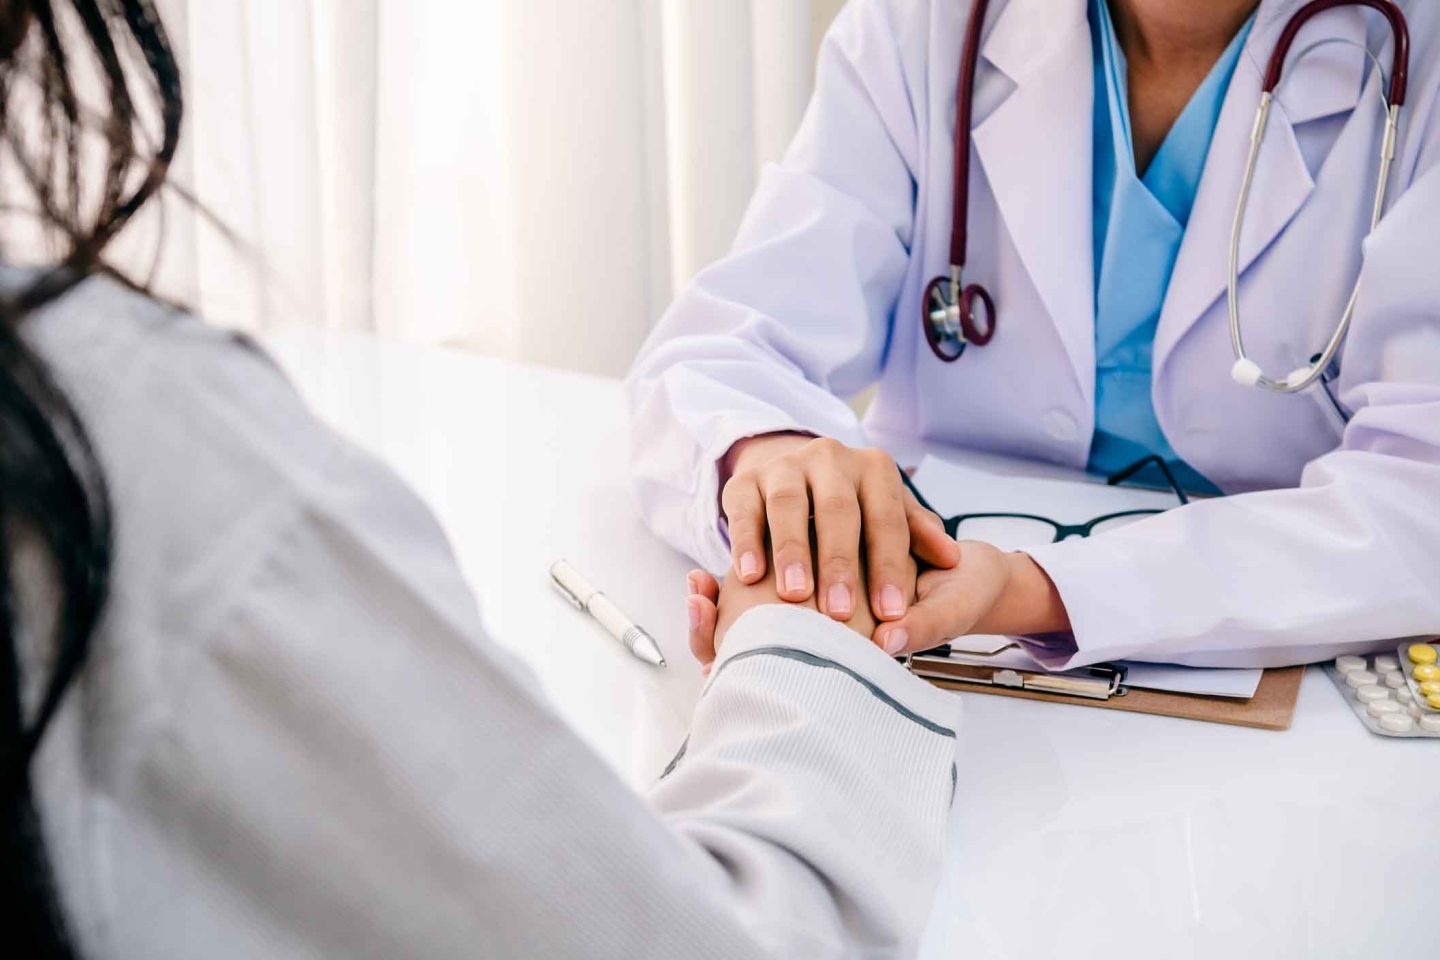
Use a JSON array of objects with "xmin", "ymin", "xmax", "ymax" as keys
[{"xmin": 1086, "ymin": 0, "xmax": 1254, "ymax": 494}]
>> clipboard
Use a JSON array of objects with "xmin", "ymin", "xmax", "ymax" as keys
[{"xmin": 907, "ymin": 649, "xmax": 1305, "ymax": 731}]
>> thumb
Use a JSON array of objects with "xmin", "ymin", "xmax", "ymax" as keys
[
  {"xmin": 873, "ymin": 568, "xmax": 971, "ymax": 656},
  {"xmin": 873, "ymin": 589, "xmax": 957, "ymax": 657}
]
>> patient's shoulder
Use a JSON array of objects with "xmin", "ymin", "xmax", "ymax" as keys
[
  {"xmin": 19, "ymin": 272, "xmax": 354, "ymax": 645},
  {"xmin": 23, "ymin": 272, "xmax": 340, "ymax": 496}
]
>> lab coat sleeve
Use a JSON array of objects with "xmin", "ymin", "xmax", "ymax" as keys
[
  {"xmin": 626, "ymin": 0, "xmax": 919, "ymax": 575},
  {"xmin": 1023, "ymin": 160, "xmax": 1440, "ymax": 670},
  {"xmin": 139, "ymin": 438, "xmax": 959, "ymax": 959}
]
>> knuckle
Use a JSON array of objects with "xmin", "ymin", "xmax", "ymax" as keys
[
  {"xmin": 726, "ymin": 513, "xmax": 754, "ymax": 532},
  {"xmin": 777, "ymin": 442, "xmax": 812, "ymax": 466},
  {"xmin": 725, "ymin": 467, "xmax": 754, "ymax": 489},
  {"xmin": 721, "ymin": 477, "xmax": 756, "ymax": 509},
  {"xmin": 725, "ymin": 505, "xmax": 756, "ymax": 527},
  {"xmin": 771, "ymin": 536, "xmax": 809, "ymax": 559},
  {"xmin": 722, "ymin": 504, "xmax": 757, "ymax": 532},
  {"xmin": 871, "ymin": 479, "xmax": 906, "ymax": 505},
  {"xmin": 814, "ymin": 493, "xmax": 858, "ymax": 519},
  {"xmin": 764, "ymin": 485, "xmax": 808, "ymax": 510},
  {"xmin": 871, "ymin": 559, "xmax": 907, "ymax": 583},
  {"xmin": 728, "ymin": 523, "xmax": 760, "ymax": 548},
  {"xmin": 867, "ymin": 511, "xmax": 910, "ymax": 539},
  {"xmin": 859, "ymin": 446, "xmax": 895, "ymax": 470}
]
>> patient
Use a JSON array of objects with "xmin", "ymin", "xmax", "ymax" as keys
[{"xmin": 2, "ymin": 3, "xmax": 958, "ymax": 958}]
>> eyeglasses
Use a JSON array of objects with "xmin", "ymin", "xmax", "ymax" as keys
[{"xmin": 900, "ymin": 455, "xmax": 1189, "ymax": 552}]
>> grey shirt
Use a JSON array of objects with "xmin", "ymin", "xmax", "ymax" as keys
[{"xmin": 16, "ymin": 275, "xmax": 961, "ymax": 959}]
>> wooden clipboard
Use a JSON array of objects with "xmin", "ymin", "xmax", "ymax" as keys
[{"xmin": 913, "ymin": 659, "xmax": 1305, "ymax": 731}]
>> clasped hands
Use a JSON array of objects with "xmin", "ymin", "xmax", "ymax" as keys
[{"xmin": 686, "ymin": 434, "xmax": 1069, "ymax": 670}]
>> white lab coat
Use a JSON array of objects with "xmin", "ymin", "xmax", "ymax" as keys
[{"xmin": 627, "ymin": 0, "xmax": 1440, "ymax": 669}]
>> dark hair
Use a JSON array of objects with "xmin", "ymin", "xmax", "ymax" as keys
[{"xmin": 0, "ymin": 1, "xmax": 182, "ymax": 955}]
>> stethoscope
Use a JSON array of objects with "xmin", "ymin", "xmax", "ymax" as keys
[{"xmin": 925, "ymin": 0, "xmax": 1412, "ymax": 403}]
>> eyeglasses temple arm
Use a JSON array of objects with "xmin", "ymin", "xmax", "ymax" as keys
[{"xmin": 1106, "ymin": 455, "xmax": 1190, "ymax": 506}]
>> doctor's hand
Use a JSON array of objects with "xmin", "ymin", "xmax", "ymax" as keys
[
  {"xmin": 869, "ymin": 542, "xmax": 1072, "ymax": 656},
  {"xmin": 721, "ymin": 433, "xmax": 959, "ymax": 625}
]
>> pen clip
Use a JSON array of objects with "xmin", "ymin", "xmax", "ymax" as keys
[{"xmin": 549, "ymin": 563, "xmax": 586, "ymax": 610}]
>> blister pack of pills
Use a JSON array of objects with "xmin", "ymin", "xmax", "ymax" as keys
[{"xmin": 1325, "ymin": 641, "xmax": 1440, "ymax": 739}]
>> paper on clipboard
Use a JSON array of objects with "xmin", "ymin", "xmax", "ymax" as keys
[{"xmin": 946, "ymin": 634, "xmax": 1013, "ymax": 655}]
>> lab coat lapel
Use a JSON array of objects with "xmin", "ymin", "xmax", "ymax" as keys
[
  {"xmin": 972, "ymin": 0, "xmax": 1095, "ymax": 398},
  {"xmin": 1154, "ymin": 0, "xmax": 1368, "ymax": 370}
]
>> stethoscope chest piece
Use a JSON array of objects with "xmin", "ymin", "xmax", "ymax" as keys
[{"xmin": 924, "ymin": 274, "xmax": 996, "ymax": 363}]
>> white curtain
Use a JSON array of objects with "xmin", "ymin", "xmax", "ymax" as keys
[{"xmin": 122, "ymin": 0, "xmax": 829, "ymax": 377}]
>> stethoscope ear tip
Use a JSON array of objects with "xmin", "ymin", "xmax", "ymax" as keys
[{"xmin": 1230, "ymin": 357, "xmax": 1264, "ymax": 388}]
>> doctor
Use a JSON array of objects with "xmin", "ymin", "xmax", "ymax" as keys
[{"xmin": 628, "ymin": 0, "xmax": 1440, "ymax": 669}]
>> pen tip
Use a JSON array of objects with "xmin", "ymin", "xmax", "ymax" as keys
[{"xmin": 633, "ymin": 633, "xmax": 667, "ymax": 668}]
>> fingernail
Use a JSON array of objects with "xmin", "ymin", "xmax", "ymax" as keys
[
  {"xmin": 739, "ymin": 552, "xmax": 760, "ymax": 579},
  {"xmin": 827, "ymin": 583, "xmax": 852, "ymax": 616},
  {"xmin": 880, "ymin": 584, "xmax": 905, "ymax": 618},
  {"xmin": 701, "ymin": 662, "xmax": 712, "ymax": 678},
  {"xmin": 784, "ymin": 563, "xmax": 807, "ymax": 594},
  {"xmin": 883, "ymin": 628, "xmax": 908, "ymax": 656},
  {"xmin": 686, "ymin": 597, "xmax": 701, "ymax": 630},
  {"xmin": 687, "ymin": 575, "xmax": 699, "ymax": 596}
]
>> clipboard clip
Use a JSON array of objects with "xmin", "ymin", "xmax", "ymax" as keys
[{"xmin": 906, "ymin": 647, "xmax": 1128, "ymax": 701}]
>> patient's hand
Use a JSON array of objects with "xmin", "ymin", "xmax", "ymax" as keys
[{"xmin": 685, "ymin": 551, "xmax": 913, "ymax": 674}]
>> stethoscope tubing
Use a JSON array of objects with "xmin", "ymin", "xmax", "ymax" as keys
[
  {"xmin": 1229, "ymin": 0, "xmax": 1408, "ymax": 395},
  {"xmin": 923, "ymin": 0, "xmax": 995, "ymax": 362},
  {"xmin": 926, "ymin": 0, "xmax": 1412, "ymax": 410}
]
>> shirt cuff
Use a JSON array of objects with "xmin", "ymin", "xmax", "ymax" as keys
[
  {"xmin": 1023, "ymin": 535, "xmax": 1161, "ymax": 669},
  {"xmin": 712, "ymin": 604, "xmax": 961, "ymax": 737}
]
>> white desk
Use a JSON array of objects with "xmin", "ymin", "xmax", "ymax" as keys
[{"xmin": 263, "ymin": 327, "xmax": 1436, "ymax": 960}]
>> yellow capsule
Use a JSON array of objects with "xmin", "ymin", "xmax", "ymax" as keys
[
  {"xmin": 1421, "ymin": 680, "xmax": 1440, "ymax": 697},
  {"xmin": 1413, "ymin": 664, "xmax": 1440, "ymax": 683},
  {"xmin": 1428, "ymin": 693, "xmax": 1440, "ymax": 711},
  {"xmin": 1408, "ymin": 643, "xmax": 1439, "ymax": 665}
]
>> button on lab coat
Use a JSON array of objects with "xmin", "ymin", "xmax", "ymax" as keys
[{"xmin": 627, "ymin": 0, "xmax": 1440, "ymax": 669}]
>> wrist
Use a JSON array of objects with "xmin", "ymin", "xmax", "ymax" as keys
[
  {"xmin": 714, "ymin": 575, "xmax": 821, "ymax": 651},
  {"xmin": 971, "ymin": 552, "xmax": 1071, "ymax": 636}
]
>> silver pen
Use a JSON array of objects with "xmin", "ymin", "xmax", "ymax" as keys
[{"xmin": 549, "ymin": 559, "xmax": 667, "ymax": 667}]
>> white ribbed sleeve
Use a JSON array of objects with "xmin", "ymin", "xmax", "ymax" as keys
[{"xmin": 651, "ymin": 604, "xmax": 961, "ymax": 958}]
